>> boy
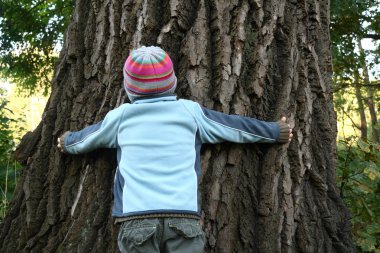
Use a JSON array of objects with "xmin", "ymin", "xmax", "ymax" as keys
[{"xmin": 57, "ymin": 46, "xmax": 293, "ymax": 253}]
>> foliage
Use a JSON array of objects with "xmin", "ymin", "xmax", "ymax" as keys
[
  {"xmin": 335, "ymin": 86, "xmax": 380, "ymax": 137},
  {"xmin": 4, "ymin": 83, "xmax": 47, "ymax": 139},
  {"xmin": 0, "ymin": 87, "xmax": 22, "ymax": 219},
  {"xmin": 331, "ymin": 0, "xmax": 380, "ymax": 143},
  {"xmin": 0, "ymin": 0, "xmax": 74, "ymax": 95},
  {"xmin": 331, "ymin": 1, "xmax": 380, "ymax": 252},
  {"xmin": 331, "ymin": 0, "xmax": 380, "ymax": 81},
  {"xmin": 337, "ymin": 137, "xmax": 380, "ymax": 252}
]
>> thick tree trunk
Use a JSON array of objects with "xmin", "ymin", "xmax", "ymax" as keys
[{"xmin": 1, "ymin": 0, "xmax": 354, "ymax": 252}]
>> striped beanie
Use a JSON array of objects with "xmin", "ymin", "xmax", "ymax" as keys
[{"xmin": 123, "ymin": 46, "xmax": 177, "ymax": 102}]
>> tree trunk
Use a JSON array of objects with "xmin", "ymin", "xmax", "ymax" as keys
[
  {"xmin": 1, "ymin": 0, "xmax": 355, "ymax": 252},
  {"xmin": 358, "ymin": 39, "xmax": 379, "ymax": 142},
  {"xmin": 353, "ymin": 69, "xmax": 368, "ymax": 140},
  {"xmin": 367, "ymin": 94, "xmax": 379, "ymax": 142}
]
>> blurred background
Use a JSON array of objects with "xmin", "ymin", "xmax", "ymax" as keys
[{"xmin": 0, "ymin": 0, "xmax": 379, "ymax": 251}]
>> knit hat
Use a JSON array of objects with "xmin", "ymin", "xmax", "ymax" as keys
[{"xmin": 123, "ymin": 46, "xmax": 177, "ymax": 102}]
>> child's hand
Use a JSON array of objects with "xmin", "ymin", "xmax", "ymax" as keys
[
  {"xmin": 280, "ymin": 117, "xmax": 293, "ymax": 142},
  {"xmin": 57, "ymin": 131, "xmax": 69, "ymax": 153}
]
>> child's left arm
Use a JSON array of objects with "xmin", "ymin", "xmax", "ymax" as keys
[
  {"xmin": 57, "ymin": 108, "xmax": 122, "ymax": 154},
  {"xmin": 184, "ymin": 101, "xmax": 293, "ymax": 144}
]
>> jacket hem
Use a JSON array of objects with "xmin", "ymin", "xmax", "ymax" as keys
[{"xmin": 113, "ymin": 210, "xmax": 201, "ymax": 223}]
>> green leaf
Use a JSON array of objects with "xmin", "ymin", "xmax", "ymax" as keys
[
  {"xmin": 358, "ymin": 139, "xmax": 371, "ymax": 153},
  {"xmin": 366, "ymin": 223, "xmax": 380, "ymax": 235}
]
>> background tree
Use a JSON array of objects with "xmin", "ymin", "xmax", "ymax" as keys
[
  {"xmin": 331, "ymin": 0, "xmax": 380, "ymax": 141},
  {"xmin": 331, "ymin": 0, "xmax": 380, "ymax": 251},
  {"xmin": 0, "ymin": 0, "xmax": 74, "ymax": 94},
  {"xmin": 0, "ymin": 0, "xmax": 355, "ymax": 252}
]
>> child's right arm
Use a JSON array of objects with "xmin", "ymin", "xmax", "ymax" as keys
[
  {"xmin": 57, "ymin": 106, "xmax": 124, "ymax": 154},
  {"xmin": 182, "ymin": 100, "xmax": 292, "ymax": 144}
]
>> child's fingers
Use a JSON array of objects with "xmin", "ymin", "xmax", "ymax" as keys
[
  {"xmin": 57, "ymin": 137, "xmax": 64, "ymax": 152},
  {"xmin": 289, "ymin": 126, "xmax": 293, "ymax": 142},
  {"xmin": 282, "ymin": 118, "xmax": 293, "ymax": 137},
  {"xmin": 289, "ymin": 132, "xmax": 293, "ymax": 142},
  {"xmin": 279, "ymin": 117, "xmax": 293, "ymax": 142}
]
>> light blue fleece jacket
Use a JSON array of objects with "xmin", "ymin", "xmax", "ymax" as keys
[{"xmin": 63, "ymin": 96, "xmax": 287, "ymax": 218}]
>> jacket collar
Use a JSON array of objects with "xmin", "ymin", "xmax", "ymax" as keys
[{"xmin": 132, "ymin": 95, "xmax": 177, "ymax": 104}]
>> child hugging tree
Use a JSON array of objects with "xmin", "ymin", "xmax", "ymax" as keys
[{"xmin": 57, "ymin": 46, "xmax": 293, "ymax": 253}]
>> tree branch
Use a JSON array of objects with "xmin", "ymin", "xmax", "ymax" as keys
[
  {"xmin": 342, "ymin": 109, "xmax": 361, "ymax": 132},
  {"xmin": 334, "ymin": 82, "xmax": 380, "ymax": 92},
  {"xmin": 363, "ymin": 34, "xmax": 380, "ymax": 40},
  {"xmin": 27, "ymin": 0, "xmax": 47, "ymax": 14}
]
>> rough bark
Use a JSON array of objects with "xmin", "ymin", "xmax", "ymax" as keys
[{"xmin": 1, "ymin": 0, "xmax": 355, "ymax": 252}]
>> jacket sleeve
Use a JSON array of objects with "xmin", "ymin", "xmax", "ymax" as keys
[
  {"xmin": 63, "ymin": 107, "xmax": 123, "ymax": 154},
  {"xmin": 181, "ymin": 100, "xmax": 289, "ymax": 144}
]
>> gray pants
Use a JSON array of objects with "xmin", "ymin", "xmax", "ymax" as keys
[{"xmin": 117, "ymin": 217, "xmax": 205, "ymax": 253}]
